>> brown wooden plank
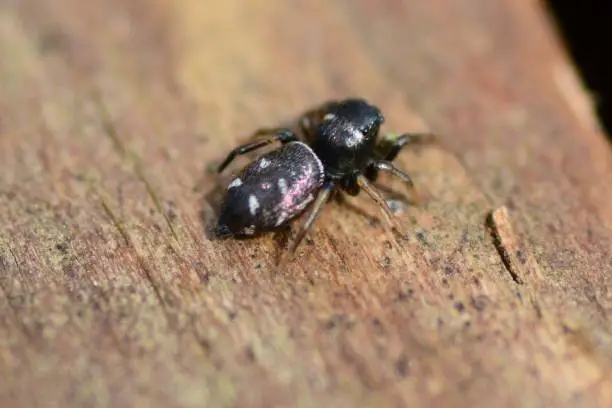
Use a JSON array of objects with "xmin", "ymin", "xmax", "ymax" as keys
[{"xmin": 1, "ymin": 0, "xmax": 612, "ymax": 407}]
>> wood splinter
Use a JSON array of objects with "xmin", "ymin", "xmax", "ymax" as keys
[{"xmin": 486, "ymin": 205, "xmax": 537, "ymax": 285}]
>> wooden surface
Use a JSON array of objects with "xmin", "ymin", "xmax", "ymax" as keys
[{"xmin": 2, "ymin": 0, "xmax": 612, "ymax": 407}]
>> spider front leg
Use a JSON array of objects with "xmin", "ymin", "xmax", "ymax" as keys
[
  {"xmin": 277, "ymin": 181, "xmax": 335, "ymax": 268},
  {"xmin": 382, "ymin": 132, "xmax": 438, "ymax": 162},
  {"xmin": 368, "ymin": 160, "xmax": 421, "ymax": 204},
  {"xmin": 217, "ymin": 128, "xmax": 298, "ymax": 173},
  {"xmin": 365, "ymin": 132, "xmax": 436, "ymax": 182}
]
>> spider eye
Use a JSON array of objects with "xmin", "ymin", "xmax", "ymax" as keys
[{"xmin": 362, "ymin": 118, "xmax": 381, "ymax": 136}]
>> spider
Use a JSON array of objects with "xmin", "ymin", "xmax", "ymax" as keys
[{"xmin": 213, "ymin": 98, "xmax": 435, "ymax": 265}]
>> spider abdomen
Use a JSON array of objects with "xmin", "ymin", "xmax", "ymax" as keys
[{"xmin": 215, "ymin": 141, "xmax": 325, "ymax": 237}]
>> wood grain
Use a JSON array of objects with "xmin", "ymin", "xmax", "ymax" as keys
[{"xmin": 1, "ymin": 0, "xmax": 612, "ymax": 407}]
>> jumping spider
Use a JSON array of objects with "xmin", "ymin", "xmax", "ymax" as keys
[{"xmin": 214, "ymin": 98, "xmax": 435, "ymax": 265}]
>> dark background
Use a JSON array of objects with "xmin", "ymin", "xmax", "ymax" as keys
[{"xmin": 547, "ymin": 0, "xmax": 612, "ymax": 137}]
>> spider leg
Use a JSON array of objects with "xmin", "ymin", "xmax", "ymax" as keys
[
  {"xmin": 355, "ymin": 174, "xmax": 402, "ymax": 233},
  {"xmin": 382, "ymin": 132, "xmax": 438, "ymax": 162},
  {"xmin": 217, "ymin": 128, "xmax": 298, "ymax": 173},
  {"xmin": 277, "ymin": 181, "xmax": 335, "ymax": 268},
  {"xmin": 365, "ymin": 133, "xmax": 435, "ymax": 182},
  {"xmin": 369, "ymin": 160, "xmax": 420, "ymax": 204}
]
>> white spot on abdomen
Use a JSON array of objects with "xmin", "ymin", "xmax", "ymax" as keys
[
  {"xmin": 248, "ymin": 195, "xmax": 260, "ymax": 215},
  {"xmin": 258, "ymin": 158, "xmax": 270, "ymax": 169},
  {"xmin": 228, "ymin": 178, "xmax": 242, "ymax": 189},
  {"xmin": 277, "ymin": 178, "xmax": 288, "ymax": 195}
]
